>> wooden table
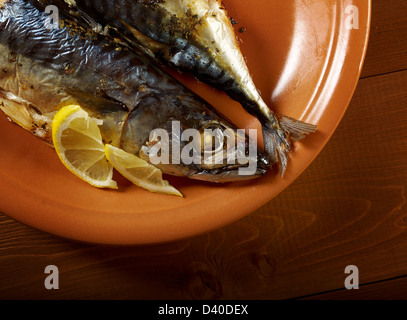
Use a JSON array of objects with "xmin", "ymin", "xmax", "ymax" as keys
[{"xmin": 1, "ymin": 0, "xmax": 406, "ymax": 300}]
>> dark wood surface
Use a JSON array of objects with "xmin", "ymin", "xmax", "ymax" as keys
[{"xmin": 1, "ymin": 0, "xmax": 407, "ymax": 300}]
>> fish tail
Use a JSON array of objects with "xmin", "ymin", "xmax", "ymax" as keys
[{"xmin": 262, "ymin": 115, "xmax": 317, "ymax": 176}]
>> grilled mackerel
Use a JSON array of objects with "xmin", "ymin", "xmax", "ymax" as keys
[
  {"xmin": 0, "ymin": 0, "xmax": 269, "ymax": 182},
  {"xmin": 37, "ymin": 0, "xmax": 317, "ymax": 174}
]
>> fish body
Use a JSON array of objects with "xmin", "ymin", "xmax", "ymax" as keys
[
  {"xmin": 39, "ymin": 0, "xmax": 317, "ymax": 174},
  {"xmin": 0, "ymin": 0, "xmax": 269, "ymax": 182}
]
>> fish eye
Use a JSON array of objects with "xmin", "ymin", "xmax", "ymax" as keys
[
  {"xmin": 201, "ymin": 121, "xmax": 225, "ymax": 131},
  {"xmin": 200, "ymin": 121, "xmax": 226, "ymax": 154}
]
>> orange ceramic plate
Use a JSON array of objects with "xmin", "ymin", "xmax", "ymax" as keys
[{"xmin": 0, "ymin": 0, "xmax": 371, "ymax": 245}]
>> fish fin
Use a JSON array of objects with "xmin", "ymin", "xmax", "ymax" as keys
[
  {"xmin": 0, "ymin": 98, "xmax": 33, "ymax": 131},
  {"xmin": 279, "ymin": 115, "xmax": 318, "ymax": 142},
  {"xmin": 262, "ymin": 116, "xmax": 317, "ymax": 176}
]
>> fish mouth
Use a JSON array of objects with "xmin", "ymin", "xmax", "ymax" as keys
[
  {"xmin": 187, "ymin": 128, "xmax": 270, "ymax": 182},
  {"xmin": 187, "ymin": 154, "xmax": 270, "ymax": 183},
  {"xmin": 138, "ymin": 120, "xmax": 271, "ymax": 183}
]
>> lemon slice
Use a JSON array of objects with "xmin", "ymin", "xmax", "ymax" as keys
[
  {"xmin": 52, "ymin": 105, "xmax": 118, "ymax": 189},
  {"xmin": 105, "ymin": 144, "xmax": 183, "ymax": 197}
]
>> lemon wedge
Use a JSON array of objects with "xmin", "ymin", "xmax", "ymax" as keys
[
  {"xmin": 52, "ymin": 105, "xmax": 118, "ymax": 189},
  {"xmin": 105, "ymin": 144, "xmax": 183, "ymax": 197}
]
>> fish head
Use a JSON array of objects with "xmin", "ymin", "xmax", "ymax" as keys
[
  {"xmin": 121, "ymin": 95, "xmax": 269, "ymax": 182},
  {"xmin": 141, "ymin": 118, "xmax": 269, "ymax": 182}
]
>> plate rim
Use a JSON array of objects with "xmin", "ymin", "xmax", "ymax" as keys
[{"xmin": 0, "ymin": 0, "xmax": 372, "ymax": 245}]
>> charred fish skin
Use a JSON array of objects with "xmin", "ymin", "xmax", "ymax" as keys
[
  {"xmin": 0, "ymin": 0, "xmax": 269, "ymax": 182},
  {"xmin": 38, "ymin": 0, "xmax": 317, "ymax": 175},
  {"xmin": 37, "ymin": 0, "xmax": 257, "ymax": 103},
  {"xmin": 34, "ymin": 0, "xmax": 241, "ymax": 93}
]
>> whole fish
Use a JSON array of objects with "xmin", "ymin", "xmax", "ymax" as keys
[
  {"xmin": 37, "ymin": 0, "xmax": 317, "ymax": 174},
  {"xmin": 0, "ymin": 0, "xmax": 269, "ymax": 183}
]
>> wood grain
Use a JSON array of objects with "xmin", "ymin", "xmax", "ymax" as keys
[
  {"xmin": 302, "ymin": 276, "xmax": 407, "ymax": 300},
  {"xmin": 360, "ymin": 0, "xmax": 407, "ymax": 78},
  {"xmin": 1, "ymin": 0, "xmax": 407, "ymax": 300}
]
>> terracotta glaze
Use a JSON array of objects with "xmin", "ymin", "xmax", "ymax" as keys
[{"xmin": 0, "ymin": 0, "xmax": 371, "ymax": 245}]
